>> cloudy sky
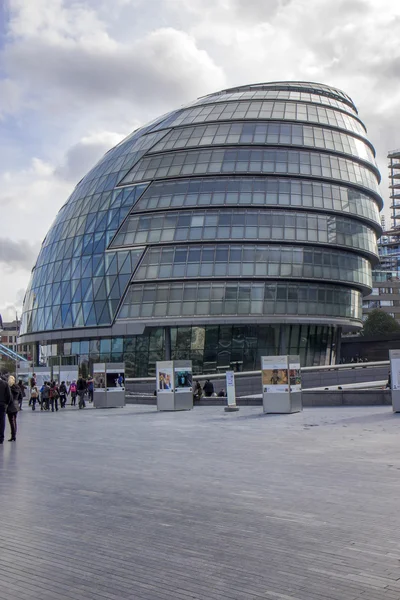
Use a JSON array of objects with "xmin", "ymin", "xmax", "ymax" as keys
[{"xmin": 0, "ymin": 0, "xmax": 399, "ymax": 321}]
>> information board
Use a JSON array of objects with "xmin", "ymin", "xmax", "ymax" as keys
[
  {"xmin": 390, "ymin": 349, "xmax": 400, "ymax": 390},
  {"xmin": 226, "ymin": 370, "xmax": 236, "ymax": 406},
  {"xmin": 261, "ymin": 355, "xmax": 289, "ymax": 393}
]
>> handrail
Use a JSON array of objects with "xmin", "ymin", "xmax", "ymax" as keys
[
  {"xmin": 0, "ymin": 343, "xmax": 27, "ymax": 362},
  {"xmin": 0, "ymin": 345, "xmax": 18, "ymax": 361},
  {"xmin": 126, "ymin": 360, "xmax": 390, "ymax": 383}
]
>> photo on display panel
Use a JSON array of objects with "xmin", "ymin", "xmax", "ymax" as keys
[
  {"xmin": 93, "ymin": 372, "xmax": 106, "ymax": 389},
  {"xmin": 158, "ymin": 369, "xmax": 173, "ymax": 391},
  {"xmin": 174, "ymin": 369, "xmax": 193, "ymax": 392},
  {"xmin": 106, "ymin": 372, "xmax": 125, "ymax": 388}
]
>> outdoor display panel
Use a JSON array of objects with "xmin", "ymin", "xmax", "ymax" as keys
[
  {"xmin": 288, "ymin": 357, "xmax": 302, "ymax": 392},
  {"xmin": 33, "ymin": 367, "xmax": 51, "ymax": 388},
  {"xmin": 93, "ymin": 363, "xmax": 125, "ymax": 408},
  {"xmin": 156, "ymin": 360, "xmax": 193, "ymax": 411},
  {"xmin": 52, "ymin": 366, "xmax": 79, "ymax": 386},
  {"xmin": 389, "ymin": 349, "xmax": 400, "ymax": 412},
  {"xmin": 261, "ymin": 355, "xmax": 302, "ymax": 414}
]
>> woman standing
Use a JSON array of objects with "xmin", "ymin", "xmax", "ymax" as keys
[{"xmin": 7, "ymin": 376, "xmax": 20, "ymax": 441}]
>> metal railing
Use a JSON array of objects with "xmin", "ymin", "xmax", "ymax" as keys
[
  {"xmin": 0, "ymin": 343, "xmax": 27, "ymax": 363},
  {"xmin": 126, "ymin": 360, "xmax": 390, "ymax": 383}
]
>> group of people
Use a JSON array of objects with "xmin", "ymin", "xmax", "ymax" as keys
[
  {"xmin": 0, "ymin": 372, "xmax": 95, "ymax": 444},
  {"xmin": 25, "ymin": 374, "xmax": 94, "ymax": 412},
  {"xmin": 193, "ymin": 379, "xmax": 225, "ymax": 400}
]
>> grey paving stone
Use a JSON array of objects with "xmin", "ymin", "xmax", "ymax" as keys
[{"xmin": 1, "ymin": 405, "xmax": 400, "ymax": 599}]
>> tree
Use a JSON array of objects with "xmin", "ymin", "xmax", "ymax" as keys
[{"xmin": 362, "ymin": 309, "xmax": 400, "ymax": 336}]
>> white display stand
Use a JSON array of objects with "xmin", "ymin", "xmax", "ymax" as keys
[
  {"xmin": 261, "ymin": 355, "xmax": 302, "ymax": 414},
  {"xmin": 224, "ymin": 370, "xmax": 239, "ymax": 412},
  {"xmin": 93, "ymin": 362, "xmax": 125, "ymax": 408},
  {"xmin": 389, "ymin": 349, "xmax": 400, "ymax": 412},
  {"xmin": 31, "ymin": 367, "xmax": 51, "ymax": 388},
  {"xmin": 52, "ymin": 366, "xmax": 78, "ymax": 386},
  {"xmin": 156, "ymin": 360, "xmax": 193, "ymax": 411}
]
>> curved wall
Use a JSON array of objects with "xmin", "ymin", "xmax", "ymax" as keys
[{"xmin": 20, "ymin": 81, "xmax": 383, "ymax": 372}]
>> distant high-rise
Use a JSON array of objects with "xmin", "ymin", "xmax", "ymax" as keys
[
  {"xmin": 389, "ymin": 149, "xmax": 400, "ymax": 230},
  {"xmin": 362, "ymin": 149, "xmax": 400, "ymax": 322},
  {"xmin": 20, "ymin": 82, "xmax": 383, "ymax": 374}
]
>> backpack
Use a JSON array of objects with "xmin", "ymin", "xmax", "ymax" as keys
[
  {"xmin": 70, "ymin": 383, "xmax": 77, "ymax": 393},
  {"xmin": 50, "ymin": 387, "xmax": 59, "ymax": 399}
]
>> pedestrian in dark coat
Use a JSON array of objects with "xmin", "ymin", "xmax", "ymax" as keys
[
  {"xmin": 0, "ymin": 376, "xmax": 12, "ymax": 444},
  {"xmin": 76, "ymin": 377, "xmax": 87, "ymax": 409},
  {"xmin": 203, "ymin": 379, "xmax": 214, "ymax": 397},
  {"xmin": 59, "ymin": 381, "xmax": 67, "ymax": 408},
  {"xmin": 7, "ymin": 376, "xmax": 20, "ymax": 442},
  {"xmin": 49, "ymin": 382, "xmax": 60, "ymax": 412}
]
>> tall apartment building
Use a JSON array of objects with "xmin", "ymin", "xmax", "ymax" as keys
[{"xmin": 363, "ymin": 149, "xmax": 400, "ymax": 321}]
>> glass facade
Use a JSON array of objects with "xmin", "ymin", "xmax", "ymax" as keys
[
  {"xmin": 42, "ymin": 324, "xmax": 339, "ymax": 376},
  {"xmin": 20, "ymin": 81, "xmax": 383, "ymax": 374},
  {"xmin": 148, "ymin": 123, "xmax": 376, "ymax": 165},
  {"xmin": 150, "ymin": 100, "xmax": 367, "ymax": 136},
  {"xmin": 119, "ymin": 281, "xmax": 362, "ymax": 320},
  {"xmin": 134, "ymin": 245, "xmax": 372, "ymax": 289},
  {"xmin": 110, "ymin": 208, "xmax": 378, "ymax": 256},
  {"xmin": 120, "ymin": 148, "xmax": 380, "ymax": 194},
  {"xmin": 133, "ymin": 178, "xmax": 381, "ymax": 224}
]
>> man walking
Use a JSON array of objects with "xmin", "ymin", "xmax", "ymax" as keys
[
  {"xmin": 0, "ymin": 376, "xmax": 12, "ymax": 445},
  {"xmin": 76, "ymin": 376, "xmax": 87, "ymax": 409}
]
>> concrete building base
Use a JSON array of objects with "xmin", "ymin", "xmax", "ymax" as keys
[{"xmin": 126, "ymin": 389, "xmax": 392, "ymax": 407}]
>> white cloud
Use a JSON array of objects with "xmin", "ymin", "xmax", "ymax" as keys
[
  {"xmin": 55, "ymin": 131, "xmax": 127, "ymax": 182},
  {"xmin": 0, "ymin": 79, "xmax": 22, "ymax": 119},
  {"xmin": 6, "ymin": 1, "xmax": 226, "ymax": 117},
  {"xmin": 0, "ymin": 238, "xmax": 40, "ymax": 271}
]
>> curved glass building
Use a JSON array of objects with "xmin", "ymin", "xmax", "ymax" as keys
[{"xmin": 20, "ymin": 81, "xmax": 383, "ymax": 375}]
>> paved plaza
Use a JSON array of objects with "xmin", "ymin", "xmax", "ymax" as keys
[{"xmin": 1, "ymin": 405, "xmax": 400, "ymax": 600}]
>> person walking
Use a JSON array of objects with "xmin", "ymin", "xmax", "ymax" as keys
[
  {"xmin": 76, "ymin": 376, "xmax": 87, "ymax": 409},
  {"xmin": 7, "ymin": 376, "xmax": 20, "ymax": 441},
  {"xmin": 18, "ymin": 379, "xmax": 27, "ymax": 410},
  {"xmin": 203, "ymin": 379, "xmax": 214, "ymax": 397},
  {"xmin": 59, "ymin": 381, "xmax": 68, "ymax": 408},
  {"xmin": 87, "ymin": 377, "xmax": 94, "ymax": 403},
  {"xmin": 30, "ymin": 384, "xmax": 39, "ymax": 411},
  {"xmin": 68, "ymin": 380, "xmax": 77, "ymax": 406},
  {"xmin": 41, "ymin": 381, "xmax": 50, "ymax": 411},
  {"xmin": 29, "ymin": 373, "xmax": 36, "ymax": 406},
  {"xmin": 0, "ymin": 375, "xmax": 12, "ymax": 445},
  {"xmin": 49, "ymin": 381, "xmax": 60, "ymax": 412}
]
